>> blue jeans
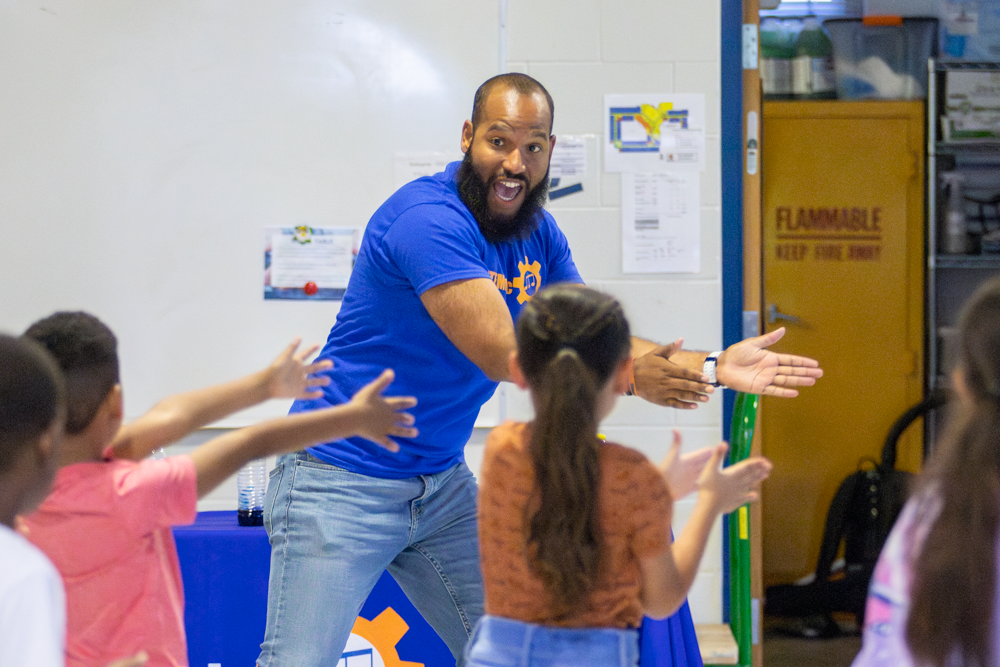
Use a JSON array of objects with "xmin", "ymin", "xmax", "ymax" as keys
[
  {"xmin": 464, "ymin": 616, "xmax": 640, "ymax": 667},
  {"xmin": 256, "ymin": 451, "xmax": 483, "ymax": 666}
]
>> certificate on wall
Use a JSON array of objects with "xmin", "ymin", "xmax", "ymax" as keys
[
  {"xmin": 264, "ymin": 226, "xmax": 358, "ymax": 300},
  {"xmin": 621, "ymin": 172, "xmax": 700, "ymax": 273}
]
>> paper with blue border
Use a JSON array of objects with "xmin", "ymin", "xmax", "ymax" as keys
[
  {"xmin": 604, "ymin": 94, "xmax": 706, "ymax": 173},
  {"xmin": 264, "ymin": 226, "xmax": 358, "ymax": 301}
]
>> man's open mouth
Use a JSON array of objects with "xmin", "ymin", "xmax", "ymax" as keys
[{"xmin": 493, "ymin": 179, "xmax": 524, "ymax": 202}]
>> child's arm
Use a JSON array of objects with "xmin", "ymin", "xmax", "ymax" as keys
[
  {"xmin": 188, "ymin": 369, "xmax": 416, "ymax": 498},
  {"xmin": 111, "ymin": 338, "xmax": 332, "ymax": 461},
  {"xmin": 639, "ymin": 434, "xmax": 772, "ymax": 619}
]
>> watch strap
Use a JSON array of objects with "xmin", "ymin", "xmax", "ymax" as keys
[{"xmin": 703, "ymin": 351, "xmax": 724, "ymax": 387}]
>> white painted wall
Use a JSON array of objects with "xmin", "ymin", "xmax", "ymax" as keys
[{"xmin": 171, "ymin": 0, "xmax": 727, "ymax": 626}]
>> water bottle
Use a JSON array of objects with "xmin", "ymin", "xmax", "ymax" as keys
[
  {"xmin": 792, "ymin": 17, "xmax": 836, "ymax": 99},
  {"xmin": 760, "ymin": 17, "xmax": 797, "ymax": 98},
  {"xmin": 237, "ymin": 459, "xmax": 267, "ymax": 526}
]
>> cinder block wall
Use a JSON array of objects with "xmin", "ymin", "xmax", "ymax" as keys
[
  {"xmin": 499, "ymin": 0, "xmax": 725, "ymax": 624},
  {"xmin": 175, "ymin": 0, "xmax": 726, "ymax": 624}
]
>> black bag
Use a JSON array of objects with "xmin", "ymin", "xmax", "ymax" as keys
[{"xmin": 764, "ymin": 391, "xmax": 946, "ymax": 637}]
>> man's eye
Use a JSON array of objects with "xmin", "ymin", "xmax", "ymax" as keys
[
  {"xmin": 491, "ymin": 138, "xmax": 503, "ymax": 147},
  {"xmin": 528, "ymin": 145, "xmax": 542, "ymax": 153}
]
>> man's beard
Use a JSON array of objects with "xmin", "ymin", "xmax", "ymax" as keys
[{"xmin": 456, "ymin": 151, "xmax": 550, "ymax": 245}]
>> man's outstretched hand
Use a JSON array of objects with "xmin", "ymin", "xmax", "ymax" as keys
[{"xmin": 716, "ymin": 327, "xmax": 822, "ymax": 397}]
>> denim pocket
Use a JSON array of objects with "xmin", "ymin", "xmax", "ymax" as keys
[
  {"xmin": 300, "ymin": 450, "xmax": 349, "ymax": 472},
  {"xmin": 263, "ymin": 461, "xmax": 284, "ymax": 535}
]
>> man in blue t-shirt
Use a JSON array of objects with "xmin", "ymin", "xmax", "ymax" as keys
[{"xmin": 257, "ymin": 74, "xmax": 823, "ymax": 667}]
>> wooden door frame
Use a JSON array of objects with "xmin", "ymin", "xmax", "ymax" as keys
[{"xmin": 721, "ymin": 0, "xmax": 762, "ymax": 664}]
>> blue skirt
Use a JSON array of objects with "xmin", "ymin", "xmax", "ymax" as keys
[{"xmin": 639, "ymin": 600, "xmax": 703, "ymax": 667}]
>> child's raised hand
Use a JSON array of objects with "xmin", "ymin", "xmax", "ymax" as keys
[
  {"xmin": 346, "ymin": 369, "xmax": 418, "ymax": 453},
  {"xmin": 658, "ymin": 429, "xmax": 717, "ymax": 500},
  {"xmin": 696, "ymin": 443, "xmax": 772, "ymax": 515},
  {"xmin": 266, "ymin": 337, "xmax": 334, "ymax": 400}
]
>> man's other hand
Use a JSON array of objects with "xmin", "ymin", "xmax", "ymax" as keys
[{"xmin": 633, "ymin": 339, "xmax": 713, "ymax": 409}]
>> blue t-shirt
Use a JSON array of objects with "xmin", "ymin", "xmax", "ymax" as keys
[{"xmin": 290, "ymin": 162, "xmax": 582, "ymax": 478}]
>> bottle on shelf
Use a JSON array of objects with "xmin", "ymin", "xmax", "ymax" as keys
[
  {"xmin": 942, "ymin": 172, "xmax": 968, "ymax": 255},
  {"xmin": 237, "ymin": 459, "xmax": 267, "ymax": 526},
  {"xmin": 760, "ymin": 17, "xmax": 798, "ymax": 98},
  {"xmin": 792, "ymin": 17, "xmax": 836, "ymax": 99}
]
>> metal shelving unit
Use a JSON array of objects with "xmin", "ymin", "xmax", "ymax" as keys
[{"xmin": 927, "ymin": 59, "xmax": 1000, "ymax": 404}]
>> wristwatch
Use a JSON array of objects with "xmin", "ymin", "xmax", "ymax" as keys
[{"xmin": 703, "ymin": 352, "xmax": 724, "ymax": 387}]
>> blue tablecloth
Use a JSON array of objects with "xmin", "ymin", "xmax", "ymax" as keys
[
  {"xmin": 173, "ymin": 511, "xmax": 453, "ymax": 667},
  {"xmin": 173, "ymin": 511, "xmax": 701, "ymax": 667}
]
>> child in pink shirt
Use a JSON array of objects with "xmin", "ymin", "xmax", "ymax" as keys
[{"xmin": 21, "ymin": 312, "xmax": 417, "ymax": 667}]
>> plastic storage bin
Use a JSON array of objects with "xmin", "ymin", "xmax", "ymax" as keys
[{"xmin": 824, "ymin": 17, "xmax": 938, "ymax": 99}]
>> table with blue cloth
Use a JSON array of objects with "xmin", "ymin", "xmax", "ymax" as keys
[
  {"xmin": 173, "ymin": 511, "xmax": 702, "ymax": 667},
  {"xmin": 173, "ymin": 511, "xmax": 453, "ymax": 667}
]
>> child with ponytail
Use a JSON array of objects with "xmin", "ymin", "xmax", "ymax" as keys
[
  {"xmin": 854, "ymin": 275, "xmax": 1000, "ymax": 667},
  {"xmin": 470, "ymin": 284, "xmax": 772, "ymax": 667}
]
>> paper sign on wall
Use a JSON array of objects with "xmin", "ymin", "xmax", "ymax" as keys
[
  {"xmin": 604, "ymin": 94, "xmax": 706, "ymax": 173},
  {"xmin": 548, "ymin": 135, "xmax": 589, "ymax": 200},
  {"xmin": 622, "ymin": 172, "xmax": 700, "ymax": 274},
  {"xmin": 394, "ymin": 152, "xmax": 464, "ymax": 189}
]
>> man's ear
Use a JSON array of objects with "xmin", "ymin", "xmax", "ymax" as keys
[
  {"xmin": 508, "ymin": 351, "xmax": 529, "ymax": 390},
  {"xmin": 461, "ymin": 120, "xmax": 474, "ymax": 153}
]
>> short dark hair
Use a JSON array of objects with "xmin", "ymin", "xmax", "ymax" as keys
[
  {"xmin": 24, "ymin": 312, "xmax": 120, "ymax": 435},
  {"xmin": 0, "ymin": 334, "xmax": 65, "ymax": 474},
  {"xmin": 471, "ymin": 73, "xmax": 555, "ymax": 133}
]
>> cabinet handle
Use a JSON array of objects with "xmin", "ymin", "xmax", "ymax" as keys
[{"xmin": 768, "ymin": 303, "xmax": 801, "ymax": 326}]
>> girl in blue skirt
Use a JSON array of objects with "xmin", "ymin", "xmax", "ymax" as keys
[{"xmin": 470, "ymin": 285, "xmax": 771, "ymax": 667}]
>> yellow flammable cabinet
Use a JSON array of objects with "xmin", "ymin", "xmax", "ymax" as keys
[{"xmin": 758, "ymin": 101, "xmax": 925, "ymax": 590}]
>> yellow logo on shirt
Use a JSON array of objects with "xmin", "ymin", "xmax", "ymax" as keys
[
  {"xmin": 489, "ymin": 256, "xmax": 541, "ymax": 303},
  {"xmin": 513, "ymin": 257, "xmax": 541, "ymax": 304}
]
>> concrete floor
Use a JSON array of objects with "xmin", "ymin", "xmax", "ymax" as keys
[
  {"xmin": 761, "ymin": 613, "xmax": 862, "ymax": 667},
  {"xmin": 763, "ymin": 632, "xmax": 862, "ymax": 667}
]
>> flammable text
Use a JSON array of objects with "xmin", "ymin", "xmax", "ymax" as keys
[{"xmin": 775, "ymin": 206, "xmax": 882, "ymax": 233}]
